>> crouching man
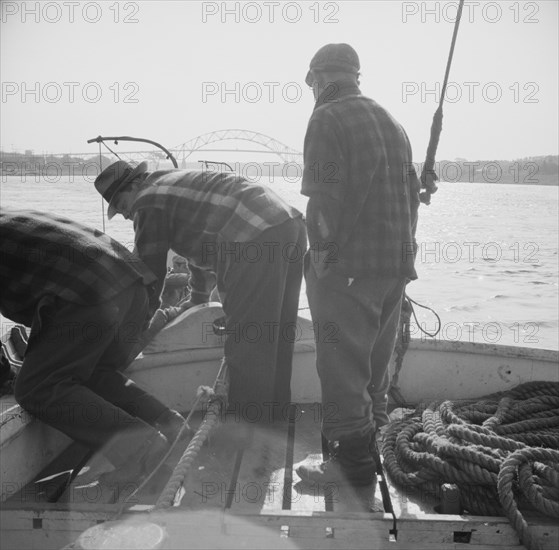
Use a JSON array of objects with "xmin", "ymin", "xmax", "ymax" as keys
[
  {"xmin": 0, "ymin": 209, "xmax": 186, "ymax": 485},
  {"xmin": 94, "ymin": 161, "xmax": 307, "ymax": 422}
]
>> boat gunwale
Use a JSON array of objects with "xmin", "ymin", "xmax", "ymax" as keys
[
  {"xmin": 132, "ymin": 335, "xmax": 558, "ymax": 373},
  {"xmin": 405, "ymin": 338, "xmax": 559, "ymax": 362}
]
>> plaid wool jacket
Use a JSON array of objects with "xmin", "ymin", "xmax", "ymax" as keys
[
  {"xmin": 0, "ymin": 209, "xmax": 156, "ymax": 325},
  {"xmin": 302, "ymin": 81, "xmax": 420, "ymax": 279},
  {"xmin": 130, "ymin": 170, "xmax": 303, "ymax": 304}
]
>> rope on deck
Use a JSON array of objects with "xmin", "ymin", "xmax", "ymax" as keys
[
  {"xmin": 382, "ymin": 381, "xmax": 559, "ymax": 550},
  {"xmin": 151, "ymin": 359, "xmax": 229, "ymax": 512}
]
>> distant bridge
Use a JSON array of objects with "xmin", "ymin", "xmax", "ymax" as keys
[{"xmin": 173, "ymin": 129, "xmax": 303, "ymax": 165}]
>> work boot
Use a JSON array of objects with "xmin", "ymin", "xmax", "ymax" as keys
[
  {"xmin": 100, "ymin": 430, "xmax": 170, "ymax": 487},
  {"xmin": 154, "ymin": 409, "xmax": 192, "ymax": 443},
  {"xmin": 296, "ymin": 435, "xmax": 376, "ymax": 487}
]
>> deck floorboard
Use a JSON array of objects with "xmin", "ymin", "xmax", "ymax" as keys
[{"xmin": 290, "ymin": 404, "xmax": 329, "ymax": 514}]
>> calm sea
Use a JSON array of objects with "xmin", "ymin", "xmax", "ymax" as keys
[{"xmin": 1, "ymin": 176, "xmax": 557, "ymax": 350}]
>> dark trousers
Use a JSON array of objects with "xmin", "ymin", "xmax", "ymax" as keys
[
  {"xmin": 14, "ymin": 283, "xmax": 170, "ymax": 467},
  {"xmin": 218, "ymin": 218, "xmax": 307, "ymax": 421},
  {"xmin": 305, "ymin": 260, "xmax": 405, "ymax": 442}
]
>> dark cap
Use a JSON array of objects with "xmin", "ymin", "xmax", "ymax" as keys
[{"xmin": 306, "ymin": 43, "xmax": 360, "ymax": 85}]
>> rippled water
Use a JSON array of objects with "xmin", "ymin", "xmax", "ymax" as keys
[
  {"xmin": 1, "ymin": 176, "xmax": 557, "ymax": 350},
  {"xmin": 408, "ymin": 182, "xmax": 558, "ymax": 350}
]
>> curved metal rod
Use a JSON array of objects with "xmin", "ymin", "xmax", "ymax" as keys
[{"xmin": 87, "ymin": 135, "xmax": 178, "ymax": 168}]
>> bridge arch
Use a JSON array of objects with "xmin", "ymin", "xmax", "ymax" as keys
[{"xmin": 173, "ymin": 129, "xmax": 303, "ymax": 164}]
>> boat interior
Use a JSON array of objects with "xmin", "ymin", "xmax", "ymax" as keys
[{"xmin": 1, "ymin": 305, "xmax": 558, "ymax": 549}]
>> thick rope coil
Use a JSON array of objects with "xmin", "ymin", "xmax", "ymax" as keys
[
  {"xmin": 498, "ymin": 447, "xmax": 559, "ymax": 550},
  {"xmin": 382, "ymin": 381, "xmax": 559, "ymax": 550}
]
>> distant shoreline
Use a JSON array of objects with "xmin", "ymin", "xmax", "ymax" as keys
[
  {"xmin": 1, "ymin": 152, "xmax": 558, "ymax": 186},
  {"xmin": 1, "ymin": 174, "xmax": 557, "ymax": 187},
  {"xmin": 437, "ymin": 174, "xmax": 558, "ymax": 186}
]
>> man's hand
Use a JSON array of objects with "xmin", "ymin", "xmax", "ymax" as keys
[
  {"xmin": 421, "ymin": 169, "xmax": 439, "ymax": 193},
  {"xmin": 420, "ymin": 170, "xmax": 439, "ymax": 204}
]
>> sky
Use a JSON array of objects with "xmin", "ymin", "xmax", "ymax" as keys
[{"xmin": 1, "ymin": 0, "xmax": 558, "ymax": 163}]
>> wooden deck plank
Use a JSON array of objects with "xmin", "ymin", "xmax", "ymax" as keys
[
  {"xmin": 177, "ymin": 417, "xmax": 251, "ymax": 511},
  {"xmin": 289, "ymin": 405, "xmax": 386, "ymax": 515},
  {"xmin": 227, "ymin": 420, "xmax": 289, "ymax": 513},
  {"xmin": 259, "ymin": 403, "xmax": 320, "ymax": 513},
  {"xmin": 289, "ymin": 403, "xmax": 329, "ymax": 513}
]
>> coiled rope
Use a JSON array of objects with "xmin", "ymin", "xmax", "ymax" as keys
[{"xmin": 382, "ymin": 381, "xmax": 559, "ymax": 550}]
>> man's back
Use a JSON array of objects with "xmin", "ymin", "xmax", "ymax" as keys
[
  {"xmin": 0, "ymin": 209, "xmax": 154, "ymax": 324},
  {"xmin": 302, "ymin": 84, "xmax": 420, "ymax": 278},
  {"xmin": 134, "ymin": 169, "xmax": 301, "ymax": 243}
]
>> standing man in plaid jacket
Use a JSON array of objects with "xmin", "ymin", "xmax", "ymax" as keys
[
  {"xmin": 94, "ymin": 164, "xmax": 306, "ymax": 422},
  {"xmin": 0, "ymin": 209, "xmax": 187, "ymax": 484},
  {"xmin": 297, "ymin": 44, "xmax": 421, "ymax": 486}
]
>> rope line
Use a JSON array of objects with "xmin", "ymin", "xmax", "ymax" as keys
[
  {"xmin": 97, "ymin": 142, "xmax": 106, "ymax": 233},
  {"xmin": 152, "ymin": 401, "xmax": 222, "ymax": 511},
  {"xmin": 382, "ymin": 381, "xmax": 559, "ymax": 550},
  {"xmin": 390, "ymin": 294, "xmax": 441, "ymax": 404},
  {"xmin": 151, "ymin": 359, "xmax": 229, "ymax": 511},
  {"xmin": 99, "ymin": 140, "xmax": 123, "ymax": 161},
  {"xmin": 406, "ymin": 293, "xmax": 442, "ymax": 338},
  {"xmin": 111, "ymin": 360, "xmax": 228, "ymax": 518}
]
